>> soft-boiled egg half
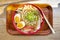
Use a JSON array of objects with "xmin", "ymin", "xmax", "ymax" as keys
[
  {"xmin": 17, "ymin": 21, "xmax": 25, "ymax": 29},
  {"xmin": 14, "ymin": 14, "xmax": 25, "ymax": 29},
  {"xmin": 14, "ymin": 14, "xmax": 20, "ymax": 23}
]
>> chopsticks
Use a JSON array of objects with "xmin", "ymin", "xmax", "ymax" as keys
[
  {"xmin": 0, "ymin": 0, "xmax": 37, "ymax": 6},
  {"xmin": 42, "ymin": 12, "xmax": 55, "ymax": 34}
]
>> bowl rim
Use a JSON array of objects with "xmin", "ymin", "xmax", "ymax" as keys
[{"xmin": 12, "ymin": 4, "xmax": 44, "ymax": 35}]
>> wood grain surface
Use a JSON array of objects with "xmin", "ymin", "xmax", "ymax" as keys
[{"xmin": 0, "ymin": 4, "xmax": 60, "ymax": 40}]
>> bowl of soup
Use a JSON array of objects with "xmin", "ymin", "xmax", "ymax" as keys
[{"xmin": 12, "ymin": 4, "xmax": 43, "ymax": 34}]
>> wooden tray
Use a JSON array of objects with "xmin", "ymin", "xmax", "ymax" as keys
[{"xmin": 6, "ymin": 4, "xmax": 53, "ymax": 35}]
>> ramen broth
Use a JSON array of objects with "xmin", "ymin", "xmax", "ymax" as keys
[{"xmin": 14, "ymin": 5, "xmax": 41, "ymax": 33}]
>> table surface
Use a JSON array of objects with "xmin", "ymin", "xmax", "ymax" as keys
[{"xmin": 0, "ymin": 4, "xmax": 60, "ymax": 40}]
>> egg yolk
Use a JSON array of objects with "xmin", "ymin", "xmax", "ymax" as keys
[
  {"xmin": 14, "ymin": 16, "xmax": 20, "ymax": 23},
  {"xmin": 17, "ymin": 22, "xmax": 24, "ymax": 29}
]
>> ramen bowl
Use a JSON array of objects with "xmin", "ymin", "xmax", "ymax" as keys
[{"xmin": 12, "ymin": 4, "xmax": 44, "ymax": 35}]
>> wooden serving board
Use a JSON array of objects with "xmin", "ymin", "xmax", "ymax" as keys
[{"xmin": 6, "ymin": 4, "xmax": 53, "ymax": 35}]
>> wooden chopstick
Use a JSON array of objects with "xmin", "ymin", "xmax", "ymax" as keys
[
  {"xmin": 0, "ymin": 0, "xmax": 37, "ymax": 6},
  {"xmin": 42, "ymin": 12, "xmax": 55, "ymax": 34}
]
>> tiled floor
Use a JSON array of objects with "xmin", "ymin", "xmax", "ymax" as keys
[{"xmin": 0, "ymin": 3, "xmax": 60, "ymax": 40}]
